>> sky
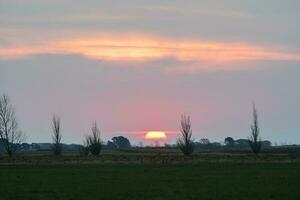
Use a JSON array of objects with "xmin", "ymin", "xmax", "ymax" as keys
[{"xmin": 0, "ymin": 0, "xmax": 300, "ymax": 145}]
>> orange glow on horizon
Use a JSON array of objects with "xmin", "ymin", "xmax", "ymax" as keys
[{"xmin": 145, "ymin": 131, "xmax": 167, "ymax": 140}]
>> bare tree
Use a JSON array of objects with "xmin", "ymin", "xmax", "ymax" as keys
[
  {"xmin": 248, "ymin": 104, "xmax": 262, "ymax": 155},
  {"xmin": 52, "ymin": 115, "xmax": 62, "ymax": 155},
  {"xmin": 177, "ymin": 114, "xmax": 194, "ymax": 156},
  {"xmin": 0, "ymin": 94, "xmax": 24, "ymax": 157},
  {"xmin": 85, "ymin": 121, "xmax": 102, "ymax": 155}
]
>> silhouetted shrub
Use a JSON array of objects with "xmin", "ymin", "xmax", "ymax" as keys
[{"xmin": 85, "ymin": 122, "xmax": 102, "ymax": 155}]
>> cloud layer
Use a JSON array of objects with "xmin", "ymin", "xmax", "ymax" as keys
[{"xmin": 1, "ymin": 34, "xmax": 300, "ymax": 73}]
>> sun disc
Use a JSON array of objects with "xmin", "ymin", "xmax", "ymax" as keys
[{"xmin": 145, "ymin": 131, "xmax": 167, "ymax": 140}]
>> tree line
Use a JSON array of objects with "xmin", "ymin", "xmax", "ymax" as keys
[
  {"xmin": 1, "ymin": 94, "xmax": 266, "ymax": 157},
  {"xmin": 177, "ymin": 105, "xmax": 263, "ymax": 156}
]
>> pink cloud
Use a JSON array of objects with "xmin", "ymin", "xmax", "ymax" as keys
[{"xmin": 1, "ymin": 33, "xmax": 300, "ymax": 72}]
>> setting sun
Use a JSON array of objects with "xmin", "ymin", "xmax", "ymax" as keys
[{"xmin": 145, "ymin": 131, "xmax": 167, "ymax": 140}]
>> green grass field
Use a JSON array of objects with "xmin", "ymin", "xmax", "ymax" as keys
[{"xmin": 1, "ymin": 162, "xmax": 300, "ymax": 200}]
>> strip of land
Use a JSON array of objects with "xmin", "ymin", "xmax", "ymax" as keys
[{"xmin": 0, "ymin": 162, "xmax": 299, "ymax": 200}]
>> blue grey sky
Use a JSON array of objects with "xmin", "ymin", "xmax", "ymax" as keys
[{"xmin": 0, "ymin": 0, "xmax": 300, "ymax": 144}]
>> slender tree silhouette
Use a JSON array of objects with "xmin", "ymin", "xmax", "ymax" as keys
[
  {"xmin": 177, "ymin": 114, "xmax": 194, "ymax": 156},
  {"xmin": 52, "ymin": 115, "xmax": 62, "ymax": 156},
  {"xmin": 248, "ymin": 104, "xmax": 262, "ymax": 155}
]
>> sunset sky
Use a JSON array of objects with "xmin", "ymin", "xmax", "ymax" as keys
[{"xmin": 1, "ymin": 0, "xmax": 300, "ymax": 145}]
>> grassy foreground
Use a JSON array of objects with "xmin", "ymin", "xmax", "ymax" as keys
[{"xmin": 0, "ymin": 163, "xmax": 299, "ymax": 200}]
